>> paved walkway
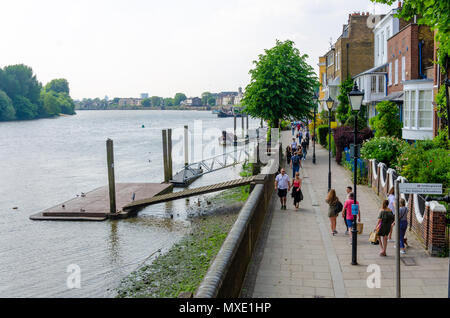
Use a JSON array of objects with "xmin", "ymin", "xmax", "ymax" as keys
[{"xmin": 242, "ymin": 130, "xmax": 449, "ymax": 298}]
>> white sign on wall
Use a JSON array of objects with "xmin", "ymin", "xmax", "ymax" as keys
[{"xmin": 398, "ymin": 183, "xmax": 442, "ymax": 195}]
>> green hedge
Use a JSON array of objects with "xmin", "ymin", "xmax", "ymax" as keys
[{"xmin": 317, "ymin": 125, "xmax": 329, "ymax": 146}]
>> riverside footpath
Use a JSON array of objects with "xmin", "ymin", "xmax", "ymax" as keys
[{"xmin": 241, "ymin": 130, "xmax": 449, "ymax": 298}]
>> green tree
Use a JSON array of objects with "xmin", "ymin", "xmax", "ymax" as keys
[
  {"xmin": 336, "ymin": 77, "xmax": 353, "ymax": 125},
  {"xmin": 207, "ymin": 97, "xmax": 216, "ymax": 106},
  {"xmin": 0, "ymin": 64, "xmax": 42, "ymax": 107},
  {"xmin": 201, "ymin": 92, "xmax": 212, "ymax": 105},
  {"xmin": 151, "ymin": 96, "xmax": 162, "ymax": 107},
  {"xmin": 369, "ymin": 101, "xmax": 402, "ymax": 137},
  {"xmin": 173, "ymin": 93, "xmax": 187, "ymax": 106},
  {"xmin": 44, "ymin": 79, "xmax": 70, "ymax": 94},
  {"xmin": 242, "ymin": 40, "xmax": 318, "ymax": 128},
  {"xmin": 42, "ymin": 78, "xmax": 75, "ymax": 116},
  {"xmin": 0, "ymin": 89, "xmax": 16, "ymax": 121},
  {"xmin": 371, "ymin": 0, "xmax": 450, "ymax": 68},
  {"xmin": 13, "ymin": 95, "xmax": 38, "ymax": 120},
  {"xmin": 40, "ymin": 91, "xmax": 61, "ymax": 116},
  {"xmin": 141, "ymin": 98, "xmax": 151, "ymax": 107},
  {"xmin": 163, "ymin": 97, "xmax": 174, "ymax": 106}
]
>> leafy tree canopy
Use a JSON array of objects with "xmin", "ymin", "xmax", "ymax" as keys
[
  {"xmin": 44, "ymin": 78, "xmax": 70, "ymax": 94},
  {"xmin": 0, "ymin": 89, "xmax": 16, "ymax": 121},
  {"xmin": 151, "ymin": 96, "xmax": 162, "ymax": 107},
  {"xmin": 173, "ymin": 93, "xmax": 187, "ymax": 106},
  {"xmin": 163, "ymin": 97, "xmax": 174, "ymax": 106},
  {"xmin": 242, "ymin": 40, "xmax": 318, "ymax": 127}
]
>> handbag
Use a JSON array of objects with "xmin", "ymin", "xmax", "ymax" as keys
[
  {"xmin": 369, "ymin": 230, "xmax": 378, "ymax": 243},
  {"xmin": 357, "ymin": 222, "xmax": 364, "ymax": 234}
]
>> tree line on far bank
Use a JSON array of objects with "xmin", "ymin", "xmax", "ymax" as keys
[
  {"xmin": 77, "ymin": 91, "xmax": 218, "ymax": 109},
  {"xmin": 0, "ymin": 64, "xmax": 75, "ymax": 121}
]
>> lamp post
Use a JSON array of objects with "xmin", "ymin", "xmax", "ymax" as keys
[
  {"xmin": 348, "ymin": 81, "xmax": 364, "ymax": 266},
  {"xmin": 312, "ymin": 92, "xmax": 318, "ymax": 164},
  {"xmin": 326, "ymin": 97, "xmax": 334, "ymax": 192}
]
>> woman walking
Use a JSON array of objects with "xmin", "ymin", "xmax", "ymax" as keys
[
  {"xmin": 398, "ymin": 198, "xmax": 408, "ymax": 254},
  {"xmin": 387, "ymin": 187, "xmax": 395, "ymax": 242},
  {"xmin": 291, "ymin": 171, "xmax": 303, "ymax": 210},
  {"xmin": 326, "ymin": 189, "xmax": 342, "ymax": 235},
  {"xmin": 375, "ymin": 199, "xmax": 395, "ymax": 256},
  {"xmin": 286, "ymin": 145, "xmax": 292, "ymax": 165}
]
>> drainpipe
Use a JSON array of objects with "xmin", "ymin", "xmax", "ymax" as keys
[{"xmin": 419, "ymin": 40, "xmax": 425, "ymax": 79}]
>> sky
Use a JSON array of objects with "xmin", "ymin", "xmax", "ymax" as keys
[{"xmin": 1, "ymin": 0, "xmax": 396, "ymax": 100}]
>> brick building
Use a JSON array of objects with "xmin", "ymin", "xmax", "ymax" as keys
[
  {"xmin": 354, "ymin": 5, "xmax": 409, "ymax": 123},
  {"xmin": 386, "ymin": 22, "xmax": 435, "ymax": 140},
  {"xmin": 320, "ymin": 12, "xmax": 380, "ymax": 109}
]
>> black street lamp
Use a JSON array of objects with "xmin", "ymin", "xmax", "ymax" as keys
[
  {"xmin": 312, "ymin": 92, "xmax": 319, "ymax": 164},
  {"xmin": 348, "ymin": 81, "xmax": 364, "ymax": 266},
  {"xmin": 326, "ymin": 96, "xmax": 334, "ymax": 192}
]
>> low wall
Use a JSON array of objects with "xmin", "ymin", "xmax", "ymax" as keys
[
  {"xmin": 195, "ymin": 148, "xmax": 280, "ymax": 298},
  {"xmin": 368, "ymin": 159, "xmax": 447, "ymax": 256}
]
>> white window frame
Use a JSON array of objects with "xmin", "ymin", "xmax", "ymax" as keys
[
  {"xmin": 401, "ymin": 56, "xmax": 406, "ymax": 82},
  {"xmin": 394, "ymin": 59, "xmax": 398, "ymax": 85}
]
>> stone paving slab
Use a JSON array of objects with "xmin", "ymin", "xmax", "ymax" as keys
[{"xmin": 243, "ymin": 130, "xmax": 449, "ymax": 298}]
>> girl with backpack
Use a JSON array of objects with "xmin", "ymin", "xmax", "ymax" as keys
[{"xmin": 326, "ymin": 189, "xmax": 342, "ymax": 235}]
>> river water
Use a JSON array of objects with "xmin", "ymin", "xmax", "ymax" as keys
[{"xmin": 0, "ymin": 110, "xmax": 260, "ymax": 297}]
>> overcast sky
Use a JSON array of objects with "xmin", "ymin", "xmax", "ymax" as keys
[{"xmin": 1, "ymin": 0, "xmax": 396, "ymax": 100}]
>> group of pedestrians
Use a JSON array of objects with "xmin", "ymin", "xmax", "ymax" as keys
[
  {"xmin": 325, "ymin": 186, "xmax": 409, "ymax": 256},
  {"xmin": 274, "ymin": 121, "xmax": 311, "ymax": 211}
]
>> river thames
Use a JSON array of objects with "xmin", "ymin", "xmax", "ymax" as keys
[{"xmin": 0, "ymin": 110, "xmax": 261, "ymax": 297}]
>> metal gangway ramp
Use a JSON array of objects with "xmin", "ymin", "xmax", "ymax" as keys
[
  {"xmin": 123, "ymin": 176, "xmax": 256, "ymax": 211},
  {"xmin": 170, "ymin": 147, "xmax": 252, "ymax": 186}
]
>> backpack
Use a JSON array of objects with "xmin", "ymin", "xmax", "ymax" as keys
[
  {"xmin": 292, "ymin": 155, "xmax": 300, "ymax": 165},
  {"xmin": 334, "ymin": 201, "xmax": 343, "ymax": 214}
]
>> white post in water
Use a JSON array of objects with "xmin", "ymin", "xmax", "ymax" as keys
[{"xmin": 184, "ymin": 125, "xmax": 188, "ymax": 167}]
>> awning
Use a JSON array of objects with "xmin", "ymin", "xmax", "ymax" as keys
[{"xmin": 372, "ymin": 91, "xmax": 404, "ymax": 102}]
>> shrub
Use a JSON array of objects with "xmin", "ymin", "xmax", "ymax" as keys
[
  {"xmin": 369, "ymin": 101, "xmax": 402, "ymax": 138},
  {"xmin": 325, "ymin": 133, "xmax": 336, "ymax": 157},
  {"xmin": 333, "ymin": 126, "xmax": 373, "ymax": 164},
  {"xmin": 344, "ymin": 114, "xmax": 368, "ymax": 130},
  {"xmin": 360, "ymin": 136, "xmax": 409, "ymax": 169},
  {"xmin": 317, "ymin": 125, "xmax": 329, "ymax": 146},
  {"xmin": 397, "ymin": 140, "xmax": 450, "ymax": 190}
]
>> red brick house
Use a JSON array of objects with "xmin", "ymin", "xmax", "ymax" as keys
[{"xmin": 387, "ymin": 22, "xmax": 435, "ymax": 141}]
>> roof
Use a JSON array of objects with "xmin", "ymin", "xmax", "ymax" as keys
[
  {"xmin": 353, "ymin": 63, "xmax": 388, "ymax": 78},
  {"xmin": 373, "ymin": 91, "xmax": 404, "ymax": 102}
]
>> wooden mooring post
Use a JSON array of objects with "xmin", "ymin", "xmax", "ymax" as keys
[
  {"xmin": 167, "ymin": 128, "xmax": 173, "ymax": 180},
  {"xmin": 162, "ymin": 129, "xmax": 169, "ymax": 182},
  {"xmin": 106, "ymin": 139, "xmax": 117, "ymax": 214},
  {"xmin": 184, "ymin": 125, "xmax": 189, "ymax": 166}
]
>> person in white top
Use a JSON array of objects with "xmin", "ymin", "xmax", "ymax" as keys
[
  {"xmin": 387, "ymin": 187, "xmax": 395, "ymax": 242},
  {"xmin": 275, "ymin": 168, "xmax": 291, "ymax": 210}
]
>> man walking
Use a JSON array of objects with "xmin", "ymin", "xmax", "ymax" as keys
[
  {"xmin": 275, "ymin": 168, "xmax": 291, "ymax": 210},
  {"xmin": 301, "ymin": 138, "xmax": 308, "ymax": 160},
  {"xmin": 290, "ymin": 151, "xmax": 302, "ymax": 178}
]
